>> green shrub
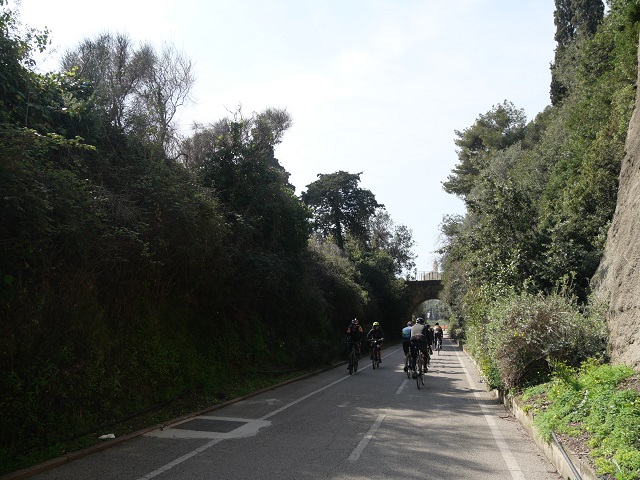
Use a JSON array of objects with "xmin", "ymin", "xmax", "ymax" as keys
[
  {"xmin": 485, "ymin": 291, "xmax": 607, "ymax": 389},
  {"xmin": 446, "ymin": 314, "xmax": 465, "ymax": 341}
]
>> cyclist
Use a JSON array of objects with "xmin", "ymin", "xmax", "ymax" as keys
[
  {"xmin": 402, "ymin": 321, "xmax": 413, "ymax": 372},
  {"xmin": 367, "ymin": 322, "xmax": 385, "ymax": 363},
  {"xmin": 410, "ymin": 317, "xmax": 433, "ymax": 377},
  {"xmin": 433, "ymin": 322, "xmax": 443, "ymax": 350},
  {"xmin": 425, "ymin": 322, "xmax": 434, "ymax": 356},
  {"xmin": 346, "ymin": 318, "xmax": 363, "ymax": 369}
]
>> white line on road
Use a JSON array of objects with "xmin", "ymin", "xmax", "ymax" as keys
[
  {"xmin": 395, "ymin": 378, "xmax": 408, "ymax": 394},
  {"xmin": 348, "ymin": 414, "xmax": 386, "ymax": 461},
  {"xmin": 136, "ymin": 439, "xmax": 222, "ymax": 479},
  {"xmin": 453, "ymin": 343, "xmax": 526, "ymax": 480},
  {"xmin": 138, "ymin": 347, "xmax": 402, "ymax": 478},
  {"xmin": 260, "ymin": 347, "xmax": 402, "ymax": 420},
  {"xmin": 260, "ymin": 374, "xmax": 352, "ymax": 419}
]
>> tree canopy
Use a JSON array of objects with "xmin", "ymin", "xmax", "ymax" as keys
[
  {"xmin": 61, "ymin": 32, "xmax": 195, "ymax": 154},
  {"xmin": 443, "ymin": 100, "xmax": 527, "ymax": 200},
  {"xmin": 550, "ymin": 0, "xmax": 605, "ymax": 105},
  {"xmin": 302, "ymin": 171, "xmax": 382, "ymax": 250}
]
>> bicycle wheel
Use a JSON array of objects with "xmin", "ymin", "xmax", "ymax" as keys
[
  {"xmin": 354, "ymin": 352, "xmax": 359, "ymax": 373},
  {"xmin": 348, "ymin": 349, "xmax": 354, "ymax": 375},
  {"xmin": 405, "ymin": 355, "xmax": 411, "ymax": 378},
  {"xmin": 372, "ymin": 349, "xmax": 377, "ymax": 370},
  {"xmin": 416, "ymin": 354, "xmax": 423, "ymax": 389}
]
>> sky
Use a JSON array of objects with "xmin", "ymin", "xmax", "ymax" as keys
[{"xmin": 16, "ymin": 0, "xmax": 557, "ymax": 275}]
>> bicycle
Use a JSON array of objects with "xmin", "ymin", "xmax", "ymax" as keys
[
  {"xmin": 347, "ymin": 340, "xmax": 360, "ymax": 375},
  {"xmin": 370, "ymin": 338, "xmax": 383, "ymax": 369},
  {"xmin": 404, "ymin": 351, "xmax": 412, "ymax": 378},
  {"xmin": 416, "ymin": 350, "xmax": 426, "ymax": 389},
  {"xmin": 434, "ymin": 336, "xmax": 442, "ymax": 355}
]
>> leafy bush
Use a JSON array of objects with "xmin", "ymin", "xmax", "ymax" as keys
[{"xmin": 485, "ymin": 291, "xmax": 607, "ymax": 389}]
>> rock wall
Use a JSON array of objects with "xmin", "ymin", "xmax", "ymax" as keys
[{"xmin": 594, "ymin": 37, "xmax": 640, "ymax": 370}]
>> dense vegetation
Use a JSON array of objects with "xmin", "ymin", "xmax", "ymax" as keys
[
  {"xmin": 5, "ymin": 0, "xmax": 640, "ymax": 476},
  {"xmin": 438, "ymin": 0, "xmax": 640, "ymax": 476},
  {"xmin": 0, "ymin": 1, "xmax": 416, "ymax": 472},
  {"xmin": 439, "ymin": 0, "xmax": 639, "ymax": 386}
]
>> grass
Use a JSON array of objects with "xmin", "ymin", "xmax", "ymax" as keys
[{"xmin": 518, "ymin": 359, "xmax": 640, "ymax": 480}]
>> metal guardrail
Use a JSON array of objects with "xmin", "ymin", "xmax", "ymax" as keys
[{"xmin": 410, "ymin": 271, "xmax": 442, "ymax": 281}]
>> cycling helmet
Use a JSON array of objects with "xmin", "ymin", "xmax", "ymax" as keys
[
  {"xmin": 435, "ymin": 322, "xmax": 439, "ymax": 326},
  {"xmin": 373, "ymin": 322, "xmax": 380, "ymax": 327},
  {"xmin": 416, "ymin": 317, "xmax": 425, "ymax": 324},
  {"xmin": 351, "ymin": 318, "xmax": 358, "ymax": 325},
  {"xmin": 407, "ymin": 321, "xmax": 413, "ymax": 327}
]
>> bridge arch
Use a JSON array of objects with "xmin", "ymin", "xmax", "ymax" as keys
[{"xmin": 405, "ymin": 272, "xmax": 442, "ymax": 320}]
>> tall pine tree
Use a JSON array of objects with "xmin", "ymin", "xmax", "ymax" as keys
[{"xmin": 550, "ymin": 0, "xmax": 604, "ymax": 105}]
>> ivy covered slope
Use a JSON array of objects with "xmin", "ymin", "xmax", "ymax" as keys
[
  {"xmin": 521, "ymin": 361, "xmax": 640, "ymax": 480},
  {"xmin": 438, "ymin": 0, "xmax": 640, "ymax": 478},
  {"xmin": 0, "ymin": 1, "xmax": 417, "ymax": 473}
]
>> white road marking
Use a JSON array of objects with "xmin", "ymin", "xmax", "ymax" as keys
[
  {"xmin": 136, "ymin": 439, "xmax": 222, "ymax": 479},
  {"xmin": 260, "ymin": 347, "xmax": 401, "ymax": 420},
  {"xmin": 453, "ymin": 344, "xmax": 526, "ymax": 480},
  {"xmin": 138, "ymin": 347, "xmax": 403, "ymax": 478},
  {"xmin": 348, "ymin": 414, "xmax": 386, "ymax": 461},
  {"xmin": 260, "ymin": 375, "xmax": 351, "ymax": 419},
  {"xmin": 395, "ymin": 379, "xmax": 408, "ymax": 394}
]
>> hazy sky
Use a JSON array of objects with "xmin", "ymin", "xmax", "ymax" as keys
[{"xmin": 17, "ymin": 0, "xmax": 557, "ymax": 274}]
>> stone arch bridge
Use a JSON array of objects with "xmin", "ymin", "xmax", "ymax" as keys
[{"xmin": 405, "ymin": 271, "xmax": 442, "ymax": 319}]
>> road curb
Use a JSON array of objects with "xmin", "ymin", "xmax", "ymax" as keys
[
  {"xmin": 1, "ymin": 362, "xmax": 342, "ymax": 480},
  {"xmin": 500, "ymin": 392, "xmax": 600, "ymax": 480}
]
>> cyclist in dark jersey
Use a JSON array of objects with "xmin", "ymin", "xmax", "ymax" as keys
[
  {"xmin": 433, "ymin": 322, "xmax": 443, "ymax": 349},
  {"xmin": 346, "ymin": 318, "xmax": 363, "ymax": 369},
  {"xmin": 410, "ymin": 317, "xmax": 433, "ymax": 377},
  {"xmin": 367, "ymin": 322, "xmax": 385, "ymax": 363}
]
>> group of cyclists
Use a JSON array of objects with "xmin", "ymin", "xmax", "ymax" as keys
[
  {"xmin": 345, "ymin": 317, "xmax": 443, "ymax": 377},
  {"xmin": 401, "ymin": 318, "xmax": 443, "ymax": 378},
  {"xmin": 346, "ymin": 319, "xmax": 385, "ymax": 366}
]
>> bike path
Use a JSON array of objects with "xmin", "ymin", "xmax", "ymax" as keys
[{"xmin": 19, "ymin": 336, "xmax": 563, "ymax": 480}]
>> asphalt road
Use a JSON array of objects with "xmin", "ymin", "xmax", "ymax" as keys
[{"xmin": 29, "ymin": 337, "xmax": 563, "ymax": 480}]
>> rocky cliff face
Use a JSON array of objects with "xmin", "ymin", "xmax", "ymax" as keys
[{"xmin": 594, "ymin": 39, "xmax": 640, "ymax": 370}]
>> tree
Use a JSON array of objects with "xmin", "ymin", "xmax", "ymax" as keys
[
  {"xmin": 368, "ymin": 210, "xmax": 416, "ymax": 276},
  {"xmin": 135, "ymin": 43, "xmax": 195, "ymax": 155},
  {"xmin": 60, "ymin": 33, "xmax": 194, "ymax": 153},
  {"xmin": 550, "ymin": 0, "xmax": 604, "ymax": 105},
  {"xmin": 0, "ymin": 0, "xmax": 51, "ymax": 127},
  {"xmin": 443, "ymin": 100, "xmax": 527, "ymax": 201},
  {"xmin": 301, "ymin": 171, "xmax": 382, "ymax": 250},
  {"xmin": 183, "ymin": 107, "xmax": 291, "ymax": 169},
  {"xmin": 189, "ymin": 107, "xmax": 310, "ymax": 257}
]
